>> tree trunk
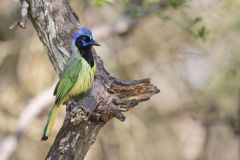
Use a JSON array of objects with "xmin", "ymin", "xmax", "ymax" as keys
[{"xmin": 17, "ymin": 0, "xmax": 160, "ymax": 159}]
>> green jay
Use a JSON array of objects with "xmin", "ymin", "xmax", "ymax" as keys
[{"xmin": 41, "ymin": 27, "xmax": 100, "ymax": 141}]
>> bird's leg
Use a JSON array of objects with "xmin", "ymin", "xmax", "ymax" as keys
[{"xmin": 71, "ymin": 95, "xmax": 79, "ymax": 104}]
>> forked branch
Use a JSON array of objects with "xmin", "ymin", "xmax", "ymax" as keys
[{"xmin": 18, "ymin": 0, "xmax": 159, "ymax": 159}]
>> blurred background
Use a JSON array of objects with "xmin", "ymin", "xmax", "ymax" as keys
[{"xmin": 0, "ymin": 0, "xmax": 240, "ymax": 160}]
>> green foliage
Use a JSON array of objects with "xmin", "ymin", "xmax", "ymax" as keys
[
  {"xmin": 90, "ymin": 0, "xmax": 209, "ymax": 41},
  {"xmin": 190, "ymin": 17, "xmax": 202, "ymax": 26},
  {"xmin": 156, "ymin": 12, "xmax": 170, "ymax": 21},
  {"xmin": 127, "ymin": 5, "xmax": 141, "ymax": 20},
  {"xmin": 188, "ymin": 17, "xmax": 209, "ymax": 41},
  {"xmin": 127, "ymin": 1, "xmax": 157, "ymax": 20},
  {"xmin": 169, "ymin": 0, "xmax": 185, "ymax": 9},
  {"xmin": 157, "ymin": 11, "xmax": 209, "ymax": 42},
  {"xmin": 196, "ymin": 26, "xmax": 209, "ymax": 41},
  {"xmin": 90, "ymin": 0, "xmax": 114, "ymax": 6}
]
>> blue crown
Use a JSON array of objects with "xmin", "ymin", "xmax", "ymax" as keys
[{"xmin": 72, "ymin": 27, "xmax": 93, "ymax": 46}]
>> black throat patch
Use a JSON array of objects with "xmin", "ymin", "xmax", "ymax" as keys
[{"xmin": 75, "ymin": 37, "xmax": 95, "ymax": 68}]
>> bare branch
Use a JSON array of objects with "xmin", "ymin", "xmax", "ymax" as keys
[
  {"xmin": 10, "ymin": 0, "xmax": 160, "ymax": 159},
  {"xmin": 9, "ymin": 0, "xmax": 29, "ymax": 29}
]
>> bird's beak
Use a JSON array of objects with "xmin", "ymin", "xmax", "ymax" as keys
[
  {"xmin": 89, "ymin": 39, "xmax": 100, "ymax": 46},
  {"xmin": 88, "ymin": 41, "xmax": 100, "ymax": 46}
]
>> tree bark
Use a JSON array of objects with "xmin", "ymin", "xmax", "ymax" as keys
[{"xmin": 18, "ymin": 0, "xmax": 160, "ymax": 159}]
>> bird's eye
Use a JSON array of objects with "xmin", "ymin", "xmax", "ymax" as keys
[
  {"xmin": 86, "ymin": 36, "xmax": 90, "ymax": 41},
  {"xmin": 81, "ymin": 36, "xmax": 91, "ymax": 42}
]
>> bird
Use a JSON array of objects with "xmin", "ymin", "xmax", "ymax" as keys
[{"xmin": 41, "ymin": 27, "xmax": 100, "ymax": 141}]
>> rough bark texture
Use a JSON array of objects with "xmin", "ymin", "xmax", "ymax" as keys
[{"xmin": 19, "ymin": 0, "xmax": 160, "ymax": 159}]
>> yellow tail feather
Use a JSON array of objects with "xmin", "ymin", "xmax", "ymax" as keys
[{"xmin": 41, "ymin": 104, "xmax": 60, "ymax": 141}]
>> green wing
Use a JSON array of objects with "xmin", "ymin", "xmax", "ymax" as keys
[{"xmin": 54, "ymin": 53, "xmax": 82, "ymax": 104}]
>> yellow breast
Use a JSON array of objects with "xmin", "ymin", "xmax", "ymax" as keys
[{"xmin": 69, "ymin": 58, "xmax": 96, "ymax": 96}]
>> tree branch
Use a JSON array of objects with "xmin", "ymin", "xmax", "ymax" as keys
[
  {"xmin": 9, "ymin": 0, "xmax": 29, "ymax": 29},
  {"xmin": 19, "ymin": 0, "xmax": 159, "ymax": 159}
]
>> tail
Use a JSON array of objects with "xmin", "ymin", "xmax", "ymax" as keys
[{"xmin": 41, "ymin": 103, "xmax": 60, "ymax": 141}]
